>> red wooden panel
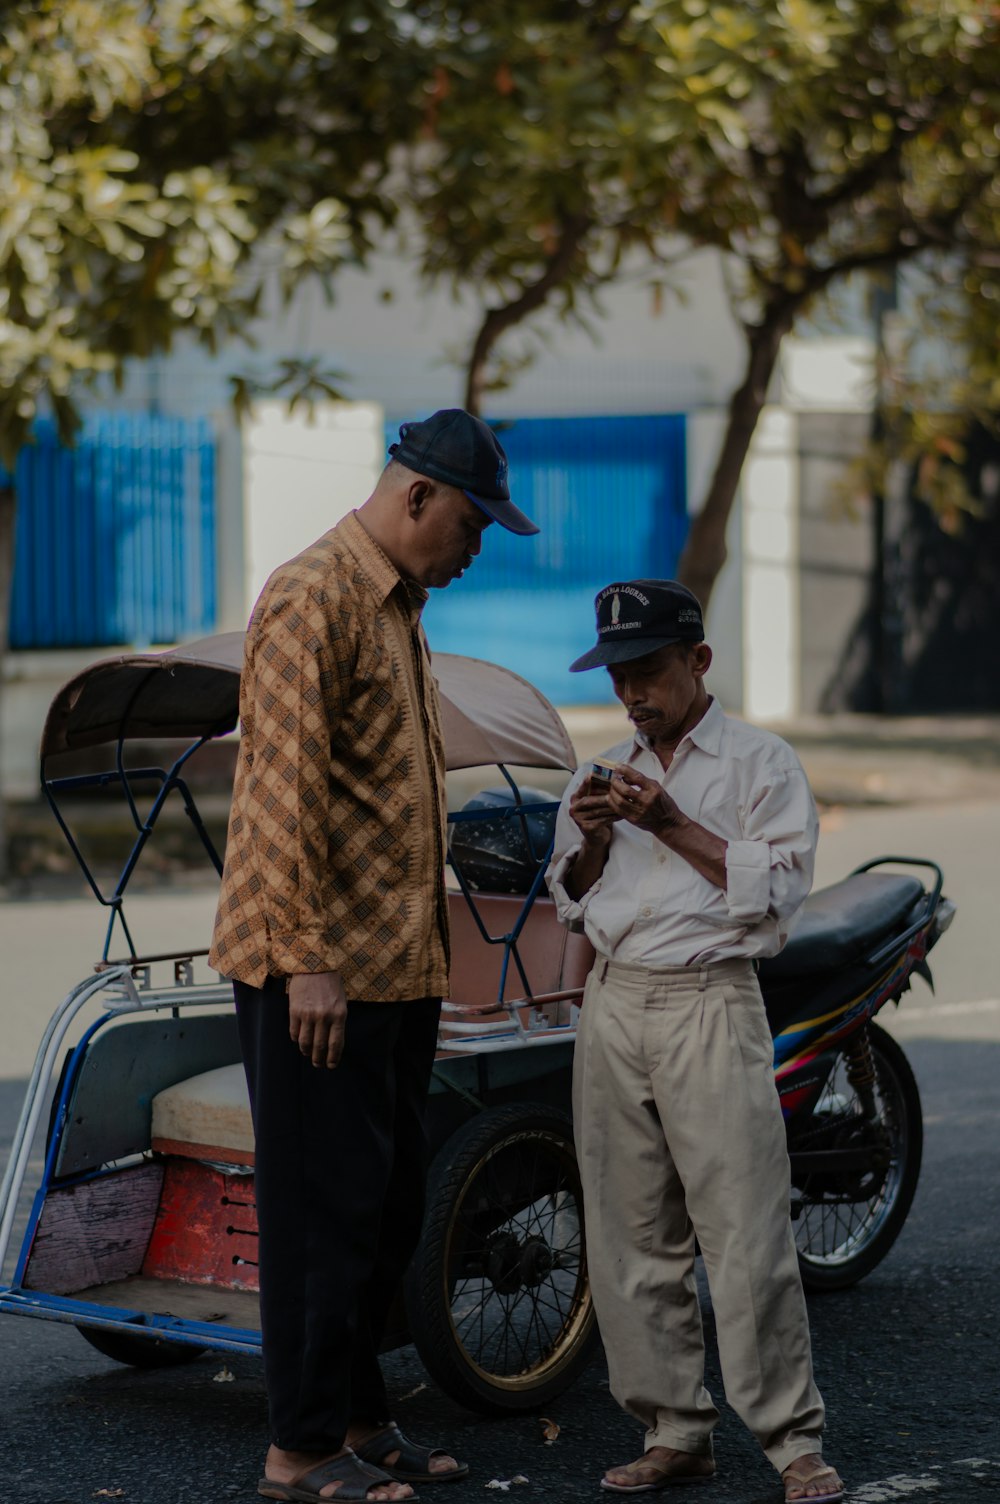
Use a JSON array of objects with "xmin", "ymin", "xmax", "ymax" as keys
[{"xmin": 142, "ymin": 1159, "xmax": 259, "ymax": 1292}]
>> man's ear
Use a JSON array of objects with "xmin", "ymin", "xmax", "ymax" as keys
[
  {"xmin": 691, "ymin": 642, "xmax": 713, "ymax": 678},
  {"xmin": 405, "ymin": 479, "xmax": 435, "ymax": 520}
]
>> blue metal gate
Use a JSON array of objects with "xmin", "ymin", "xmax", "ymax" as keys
[
  {"xmin": 7, "ymin": 413, "xmax": 217, "ymax": 650},
  {"xmin": 411, "ymin": 414, "xmax": 688, "ymax": 705}
]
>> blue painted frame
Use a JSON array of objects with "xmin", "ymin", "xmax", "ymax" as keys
[{"xmin": 6, "ymin": 413, "xmax": 217, "ymax": 649}]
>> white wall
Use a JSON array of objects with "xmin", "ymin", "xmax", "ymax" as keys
[
  {"xmin": 242, "ymin": 400, "xmax": 384, "ymax": 615},
  {"xmin": 113, "ymin": 245, "xmax": 747, "ymax": 423},
  {"xmin": 779, "ymin": 335, "xmax": 874, "ymax": 413}
]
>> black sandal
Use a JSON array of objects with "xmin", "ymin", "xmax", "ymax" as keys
[
  {"xmin": 354, "ymin": 1424, "xmax": 470, "ymax": 1485},
  {"xmin": 258, "ymin": 1448, "xmax": 419, "ymax": 1502}
]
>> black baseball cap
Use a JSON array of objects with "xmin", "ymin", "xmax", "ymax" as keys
[
  {"xmin": 569, "ymin": 579, "xmax": 704, "ymax": 672},
  {"xmin": 388, "ymin": 409, "xmax": 539, "ymax": 536}
]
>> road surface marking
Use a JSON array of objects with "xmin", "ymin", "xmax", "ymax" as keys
[
  {"xmin": 850, "ymin": 1458, "xmax": 1000, "ymax": 1500},
  {"xmin": 893, "ymin": 997, "xmax": 1000, "ymax": 1021}
]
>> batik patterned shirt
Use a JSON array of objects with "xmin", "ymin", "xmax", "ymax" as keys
[{"xmin": 209, "ymin": 510, "xmax": 450, "ymax": 999}]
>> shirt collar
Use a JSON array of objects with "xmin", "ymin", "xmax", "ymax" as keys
[
  {"xmin": 633, "ymin": 696, "xmax": 723, "ymax": 759},
  {"xmin": 336, "ymin": 510, "xmax": 428, "ymax": 617},
  {"xmin": 685, "ymin": 695, "xmax": 724, "ymax": 755}
]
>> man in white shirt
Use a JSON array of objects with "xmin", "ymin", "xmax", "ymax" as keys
[{"xmin": 547, "ymin": 580, "xmax": 843, "ymax": 1504}]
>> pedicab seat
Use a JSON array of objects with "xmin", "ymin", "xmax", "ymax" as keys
[
  {"xmin": 151, "ymin": 1064, "xmax": 254, "ymax": 1167},
  {"xmin": 149, "ymin": 890, "xmax": 593, "ymax": 1167}
]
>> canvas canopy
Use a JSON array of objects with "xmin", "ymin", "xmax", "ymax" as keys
[{"xmin": 40, "ymin": 634, "xmax": 577, "ymax": 773}]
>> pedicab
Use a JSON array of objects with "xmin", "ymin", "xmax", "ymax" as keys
[{"xmin": 0, "ymin": 635, "xmax": 599, "ymax": 1414}]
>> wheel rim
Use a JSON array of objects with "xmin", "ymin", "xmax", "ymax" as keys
[
  {"xmin": 793, "ymin": 1045, "xmax": 908, "ymax": 1269},
  {"xmin": 440, "ymin": 1127, "xmax": 594, "ymax": 1391}
]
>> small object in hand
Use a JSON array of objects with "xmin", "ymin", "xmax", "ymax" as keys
[{"xmin": 590, "ymin": 758, "xmax": 617, "ymax": 787}]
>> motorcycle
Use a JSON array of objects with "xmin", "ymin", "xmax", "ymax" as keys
[
  {"xmin": 449, "ymin": 796, "xmax": 955, "ymax": 1295},
  {"xmin": 758, "ymin": 857, "xmax": 955, "ymax": 1289}
]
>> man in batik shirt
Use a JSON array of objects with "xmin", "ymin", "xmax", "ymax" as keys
[{"xmin": 211, "ymin": 411, "xmax": 538, "ymax": 1504}]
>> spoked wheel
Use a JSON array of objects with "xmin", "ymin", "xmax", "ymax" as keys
[
  {"xmin": 405, "ymin": 1103, "xmax": 598, "ymax": 1412},
  {"xmin": 791, "ymin": 1023, "xmax": 922, "ymax": 1291}
]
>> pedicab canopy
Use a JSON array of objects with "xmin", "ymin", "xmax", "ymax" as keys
[{"xmin": 40, "ymin": 633, "xmax": 578, "ymax": 773}]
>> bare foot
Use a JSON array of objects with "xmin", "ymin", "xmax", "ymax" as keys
[
  {"xmin": 602, "ymin": 1446, "xmax": 716, "ymax": 1492},
  {"xmin": 263, "ymin": 1445, "xmax": 414, "ymax": 1501},
  {"xmin": 782, "ymin": 1453, "xmax": 844, "ymax": 1502}
]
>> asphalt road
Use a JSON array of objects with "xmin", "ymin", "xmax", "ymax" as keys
[{"xmin": 1, "ymin": 800, "xmax": 999, "ymax": 1502}]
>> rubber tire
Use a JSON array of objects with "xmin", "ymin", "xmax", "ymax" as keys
[
  {"xmin": 796, "ymin": 1023, "xmax": 922, "ymax": 1293},
  {"xmin": 78, "ymin": 1326, "xmax": 207, "ymax": 1368},
  {"xmin": 405, "ymin": 1102, "xmax": 598, "ymax": 1413}
]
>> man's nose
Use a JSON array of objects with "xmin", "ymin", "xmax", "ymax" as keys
[{"xmin": 469, "ymin": 533, "xmax": 483, "ymax": 556}]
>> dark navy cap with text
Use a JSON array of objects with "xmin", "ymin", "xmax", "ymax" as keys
[{"xmin": 569, "ymin": 579, "xmax": 704, "ymax": 672}]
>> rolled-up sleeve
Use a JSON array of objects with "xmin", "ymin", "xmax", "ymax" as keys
[
  {"xmin": 722, "ymin": 767, "xmax": 817, "ymax": 929},
  {"xmin": 545, "ymin": 770, "xmax": 600, "ymax": 929}
]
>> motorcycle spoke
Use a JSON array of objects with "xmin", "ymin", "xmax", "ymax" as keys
[{"xmin": 794, "ymin": 1045, "xmax": 908, "ymax": 1268}]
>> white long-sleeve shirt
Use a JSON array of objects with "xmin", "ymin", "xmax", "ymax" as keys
[{"xmin": 546, "ymin": 697, "xmax": 818, "ymax": 967}]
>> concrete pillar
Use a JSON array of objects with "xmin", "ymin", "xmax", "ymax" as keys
[
  {"xmin": 686, "ymin": 409, "xmax": 744, "ymax": 714},
  {"xmin": 742, "ymin": 406, "xmax": 800, "ymax": 722}
]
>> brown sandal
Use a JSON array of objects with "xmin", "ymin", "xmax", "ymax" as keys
[
  {"xmin": 600, "ymin": 1451, "xmax": 716, "ymax": 1494},
  {"xmin": 782, "ymin": 1457, "xmax": 844, "ymax": 1504}
]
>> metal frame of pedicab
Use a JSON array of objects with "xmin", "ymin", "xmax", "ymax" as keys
[{"xmin": 0, "ymin": 634, "xmax": 593, "ymax": 1393}]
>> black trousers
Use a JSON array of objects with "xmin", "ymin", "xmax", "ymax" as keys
[{"xmin": 234, "ymin": 976, "xmax": 441, "ymax": 1452}]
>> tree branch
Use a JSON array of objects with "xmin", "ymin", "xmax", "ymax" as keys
[{"xmin": 463, "ymin": 212, "xmax": 592, "ymax": 413}]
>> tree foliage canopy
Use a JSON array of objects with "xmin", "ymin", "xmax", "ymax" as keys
[
  {"xmin": 402, "ymin": 0, "xmax": 1000, "ymax": 600},
  {"xmin": 2, "ymin": 0, "xmax": 999, "ymax": 598},
  {"xmin": 0, "ymin": 0, "xmax": 423, "ymax": 464}
]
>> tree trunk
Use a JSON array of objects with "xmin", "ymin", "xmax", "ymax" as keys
[
  {"xmin": 464, "ymin": 317, "xmax": 501, "ymax": 418},
  {"xmin": 0, "ymin": 483, "xmax": 15, "ymax": 883},
  {"xmin": 462, "ymin": 214, "xmax": 592, "ymax": 416},
  {"xmin": 675, "ymin": 306, "xmax": 796, "ymax": 611}
]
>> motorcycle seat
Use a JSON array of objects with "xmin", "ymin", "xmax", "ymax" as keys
[{"xmin": 759, "ymin": 871, "xmax": 926, "ymax": 980}]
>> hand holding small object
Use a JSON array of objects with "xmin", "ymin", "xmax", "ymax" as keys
[
  {"xmin": 569, "ymin": 766, "xmax": 617, "ymax": 847},
  {"xmin": 607, "ymin": 765, "xmax": 685, "ymax": 835}
]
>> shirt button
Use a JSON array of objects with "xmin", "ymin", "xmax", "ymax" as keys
[{"xmin": 641, "ymin": 907, "xmax": 652, "ymax": 918}]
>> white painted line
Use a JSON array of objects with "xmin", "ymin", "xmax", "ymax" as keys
[
  {"xmin": 893, "ymin": 997, "xmax": 1000, "ymax": 1021},
  {"xmin": 849, "ymin": 1480, "xmax": 941, "ymax": 1501},
  {"xmin": 849, "ymin": 1458, "xmax": 1000, "ymax": 1501}
]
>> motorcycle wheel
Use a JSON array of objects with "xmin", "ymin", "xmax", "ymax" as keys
[
  {"xmin": 77, "ymin": 1326, "xmax": 206, "ymax": 1367},
  {"xmin": 792, "ymin": 1022, "xmax": 922, "ymax": 1292},
  {"xmin": 405, "ymin": 1102, "xmax": 598, "ymax": 1413}
]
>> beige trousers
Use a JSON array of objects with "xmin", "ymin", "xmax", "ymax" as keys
[{"xmin": 573, "ymin": 956, "xmax": 825, "ymax": 1474}]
